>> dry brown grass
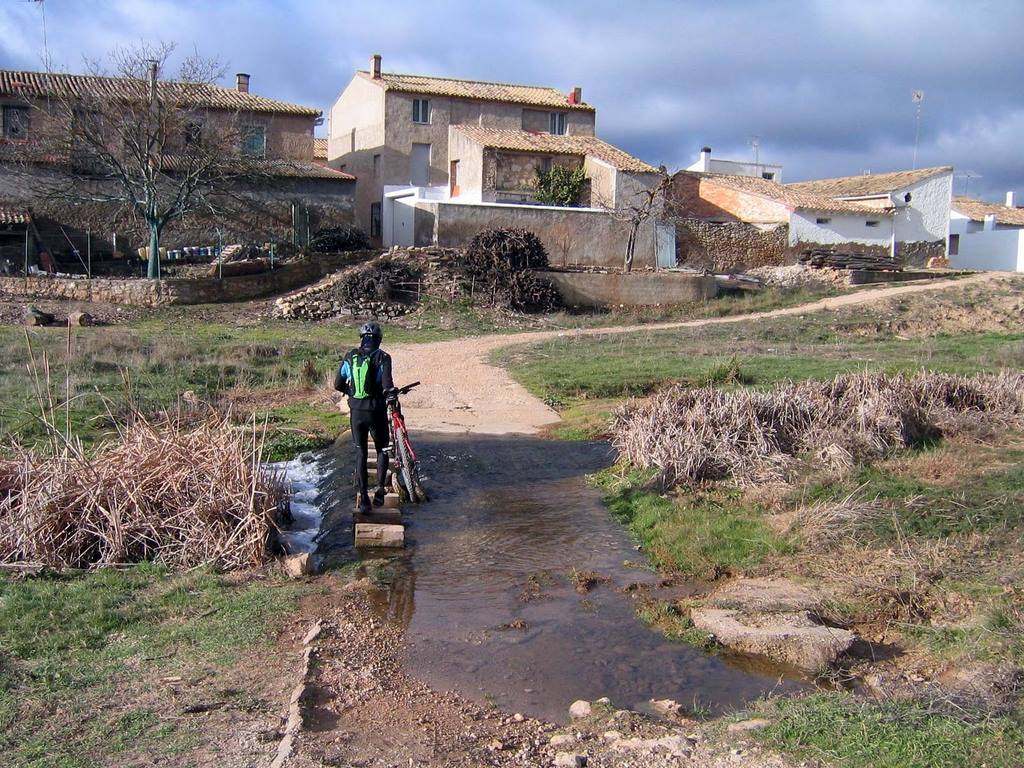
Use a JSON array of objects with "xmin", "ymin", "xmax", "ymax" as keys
[
  {"xmin": 612, "ymin": 371, "xmax": 1024, "ymax": 487},
  {"xmin": 0, "ymin": 411, "xmax": 287, "ymax": 570}
]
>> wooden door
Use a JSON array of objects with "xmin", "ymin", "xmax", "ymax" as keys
[{"xmin": 449, "ymin": 160, "xmax": 460, "ymax": 197}]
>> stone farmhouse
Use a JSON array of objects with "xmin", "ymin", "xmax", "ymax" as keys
[
  {"xmin": 328, "ymin": 55, "xmax": 669, "ymax": 269},
  {"xmin": 0, "ymin": 68, "xmax": 354, "ymax": 267},
  {"xmin": 786, "ymin": 166, "xmax": 953, "ymax": 266},
  {"xmin": 949, "ymin": 193, "xmax": 1024, "ymax": 272}
]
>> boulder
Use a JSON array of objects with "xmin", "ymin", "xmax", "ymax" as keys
[
  {"xmin": 690, "ymin": 607, "xmax": 855, "ymax": 670},
  {"xmin": 568, "ymin": 700, "xmax": 592, "ymax": 719},
  {"xmin": 283, "ymin": 553, "xmax": 316, "ymax": 578}
]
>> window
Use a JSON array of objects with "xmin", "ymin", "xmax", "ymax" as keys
[
  {"xmin": 816, "ymin": 217, "xmax": 831, "ymax": 225},
  {"xmin": 370, "ymin": 202, "xmax": 382, "ymax": 238},
  {"xmin": 241, "ymin": 125, "xmax": 266, "ymax": 158},
  {"xmin": 184, "ymin": 121, "xmax": 203, "ymax": 147},
  {"xmin": 549, "ymin": 112, "xmax": 566, "ymax": 135},
  {"xmin": 865, "ymin": 220, "xmax": 880, "ymax": 227},
  {"xmin": 372, "ymin": 153, "xmax": 381, "ymax": 178},
  {"xmin": 949, "ymin": 233, "xmax": 959, "ymax": 256},
  {"xmin": 3, "ymin": 105, "xmax": 29, "ymax": 140},
  {"xmin": 412, "ymin": 99, "xmax": 431, "ymax": 124},
  {"xmin": 762, "ymin": 171, "xmax": 775, "ymax": 180}
]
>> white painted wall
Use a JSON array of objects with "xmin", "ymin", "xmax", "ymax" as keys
[
  {"xmin": 951, "ymin": 228, "xmax": 1024, "ymax": 271},
  {"xmin": 687, "ymin": 152, "xmax": 783, "ymax": 181},
  {"xmin": 890, "ymin": 171, "xmax": 953, "ymax": 245},
  {"xmin": 789, "ymin": 211, "xmax": 893, "ymax": 248}
]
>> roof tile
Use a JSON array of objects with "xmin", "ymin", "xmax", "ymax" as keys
[
  {"xmin": 361, "ymin": 71, "xmax": 593, "ymax": 112},
  {"xmin": 681, "ymin": 171, "xmax": 890, "ymax": 215},
  {"xmin": 786, "ymin": 166, "xmax": 953, "ymax": 198},
  {"xmin": 453, "ymin": 126, "xmax": 657, "ymax": 173},
  {"xmin": 0, "ymin": 69, "xmax": 320, "ymax": 117},
  {"xmin": 952, "ymin": 196, "xmax": 1024, "ymax": 227}
]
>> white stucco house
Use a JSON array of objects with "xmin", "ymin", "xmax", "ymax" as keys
[
  {"xmin": 686, "ymin": 146, "xmax": 783, "ymax": 182},
  {"xmin": 786, "ymin": 166, "xmax": 953, "ymax": 265},
  {"xmin": 948, "ymin": 193, "xmax": 1024, "ymax": 271}
]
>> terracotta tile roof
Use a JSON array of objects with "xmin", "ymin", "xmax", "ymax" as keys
[
  {"xmin": 786, "ymin": 166, "xmax": 953, "ymax": 198},
  {"xmin": 453, "ymin": 126, "xmax": 657, "ymax": 173},
  {"xmin": 267, "ymin": 161, "xmax": 354, "ymax": 181},
  {"xmin": 313, "ymin": 137, "xmax": 328, "ymax": 161},
  {"xmin": 0, "ymin": 69, "xmax": 320, "ymax": 117},
  {"xmin": 952, "ymin": 196, "xmax": 1024, "ymax": 227},
  {"xmin": 360, "ymin": 71, "xmax": 593, "ymax": 112},
  {"xmin": 684, "ymin": 171, "xmax": 889, "ymax": 215},
  {"xmin": 0, "ymin": 202, "xmax": 30, "ymax": 225}
]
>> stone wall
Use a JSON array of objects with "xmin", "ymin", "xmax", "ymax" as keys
[
  {"xmin": 897, "ymin": 240, "xmax": 947, "ymax": 267},
  {"xmin": 413, "ymin": 200, "xmax": 656, "ymax": 269},
  {"xmin": 542, "ymin": 269, "xmax": 718, "ymax": 307},
  {"xmin": 675, "ymin": 219, "xmax": 791, "ymax": 272},
  {"xmin": 0, "ymin": 252, "xmax": 370, "ymax": 307}
]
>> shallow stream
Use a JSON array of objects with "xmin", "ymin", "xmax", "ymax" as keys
[{"xmin": 301, "ymin": 433, "xmax": 808, "ymax": 723}]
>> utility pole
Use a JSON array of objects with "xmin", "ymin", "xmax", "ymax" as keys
[
  {"xmin": 751, "ymin": 136, "xmax": 760, "ymax": 175},
  {"xmin": 912, "ymin": 90, "xmax": 925, "ymax": 170}
]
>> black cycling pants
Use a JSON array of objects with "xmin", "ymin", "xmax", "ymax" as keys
[{"xmin": 351, "ymin": 407, "xmax": 389, "ymax": 495}]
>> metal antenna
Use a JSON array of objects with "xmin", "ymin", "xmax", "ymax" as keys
[
  {"xmin": 912, "ymin": 90, "xmax": 925, "ymax": 169},
  {"xmin": 29, "ymin": 0, "xmax": 51, "ymax": 72},
  {"xmin": 750, "ymin": 135, "xmax": 760, "ymax": 173}
]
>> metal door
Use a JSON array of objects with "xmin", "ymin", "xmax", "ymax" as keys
[{"xmin": 655, "ymin": 222, "xmax": 676, "ymax": 269}]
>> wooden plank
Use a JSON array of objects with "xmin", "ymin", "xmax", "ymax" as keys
[
  {"xmin": 383, "ymin": 492, "xmax": 401, "ymax": 509},
  {"xmin": 354, "ymin": 523, "xmax": 404, "ymax": 548}
]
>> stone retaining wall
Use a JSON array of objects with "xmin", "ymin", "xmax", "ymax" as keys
[
  {"xmin": 0, "ymin": 252, "xmax": 370, "ymax": 307},
  {"xmin": 675, "ymin": 219, "xmax": 790, "ymax": 272},
  {"xmin": 542, "ymin": 270, "xmax": 718, "ymax": 308}
]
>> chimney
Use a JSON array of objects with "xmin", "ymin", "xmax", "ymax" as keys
[
  {"xmin": 699, "ymin": 146, "xmax": 711, "ymax": 171},
  {"xmin": 568, "ymin": 86, "xmax": 582, "ymax": 105},
  {"xmin": 370, "ymin": 54, "xmax": 382, "ymax": 79},
  {"xmin": 1007, "ymin": 191, "xmax": 1017, "ymax": 208},
  {"xmin": 984, "ymin": 213, "xmax": 997, "ymax": 231},
  {"xmin": 236, "ymin": 73, "xmax": 250, "ymax": 93}
]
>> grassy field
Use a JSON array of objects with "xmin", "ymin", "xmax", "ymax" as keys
[{"xmin": 0, "ymin": 565, "xmax": 308, "ymax": 767}]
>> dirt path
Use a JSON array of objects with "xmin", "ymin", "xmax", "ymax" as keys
[{"xmin": 391, "ymin": 272, "xmax": 1008, "ymax": 434}]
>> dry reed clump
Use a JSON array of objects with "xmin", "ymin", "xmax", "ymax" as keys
[
  {"xmin": 612, "ymin": 371, "xmax": 1024, "ymax": 487},
  {"xmin": 0, "ymin": 413, "xmax": 287, "ymax": 571}
]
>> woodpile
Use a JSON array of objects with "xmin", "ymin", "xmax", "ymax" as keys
[
  {"xmin": 0, "ymin": 412, "xmax": 287, "ymax": 570},
  {"xmin": 612, "ymin": 371, "xmax": 1024, "ymax": 487},
  {"xmin": 799, "ymin": 250, "xmax": 902, "ymax": 271},
  {"xmin": 460, "ymin": 228, "xmax": 560, "ymax": 312}
]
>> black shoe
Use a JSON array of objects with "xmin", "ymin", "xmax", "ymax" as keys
[
  {"xmin": 373, "ymin": 488, "xmax": 386, "ymax": 507},
  {"xmin": 356, "ymin": 495, "xmax": 372, "ymax": 514}
]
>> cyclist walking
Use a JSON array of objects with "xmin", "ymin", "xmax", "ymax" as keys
[{"xmin": 334, "ymin": 321, "xmax": 395, "ymax": 513}]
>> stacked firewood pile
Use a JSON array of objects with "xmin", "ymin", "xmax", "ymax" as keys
[
  {"xmin": 800, "ymin": 250, "xmax": 903, "ymax": 271},
  {"xmin": 276, "ymin": 256, "xmax": 423, "ymax": 321},
  {"xmin": 460, "ymin": 228, "xmax": 560, "ymax": 312}
]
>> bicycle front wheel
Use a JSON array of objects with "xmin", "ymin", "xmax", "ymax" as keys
[{"xmin": 394, "ymin": 433, "xmax": 418, "ymax": 503}]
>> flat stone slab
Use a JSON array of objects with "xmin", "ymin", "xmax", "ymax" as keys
[
  {"xmin": 354, "ymin": 522, "xmax": 404, "ymax": 548},
  {"xmin": 708, "ymin": 578, "xmax": 823, "ymax": 613},
  {"xmin": 383, "ymin": 492, "xmax": 401, "ymax": 509},
  {"xmin": 354, "ymin": 510, "xmax": 401, "ymax": 526},
  {"xmin": 690, "ymin": 607, "xmax": 855, "ymax": 670}
]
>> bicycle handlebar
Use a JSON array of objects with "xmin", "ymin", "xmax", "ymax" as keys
[{"xmin": 396, "ymin": 381, "xmax": 420, "ymax": 395}]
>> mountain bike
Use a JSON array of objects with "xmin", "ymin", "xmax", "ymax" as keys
[{"xmin": 385, "ymin": 382, "xmax": 428, "ymax": 503}]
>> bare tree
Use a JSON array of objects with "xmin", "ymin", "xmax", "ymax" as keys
[
  {"xmin": 618, "ymin": 173, "xmax": 671, "ymax": 273},
  {"xmin": 3, "ymin": 43, "xmax": 275, "ymax": 278}
]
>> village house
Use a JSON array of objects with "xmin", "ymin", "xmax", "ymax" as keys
[
  {"xmin": 948, "ymin": 193, "xmax": 1024, "ymax": 272},
  {"xmin": 667, "ymin": 170, "xmax": 895, "ymax": 271},
  {"xmin": 0, "ymin": 68, "xmax": 355, "ymax": 267},
  {"xmin": 686, "ymin": 145, "xmax": 783, "ymax": 182},
  {"xmin": 786, "ymin": 166, "xmax": 953, "ymax": 265},
  {"xmin": 329, "ymin": 55, "xmax": 669, "ymax": 268}
]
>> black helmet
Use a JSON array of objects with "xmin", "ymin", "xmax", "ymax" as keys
[{"xmin": 359, "ymin": 321, "xmax": 382, "ymax": 340}]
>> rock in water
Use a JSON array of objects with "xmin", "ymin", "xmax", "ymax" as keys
[{"xmin": 568, "ymin": 700, "xmax": 592, "ymax": 719}]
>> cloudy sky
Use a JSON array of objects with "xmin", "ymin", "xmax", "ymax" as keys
[{"xmin": 2, "ymin": 0, "xmax": 1021, "ymax": 202}]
